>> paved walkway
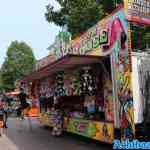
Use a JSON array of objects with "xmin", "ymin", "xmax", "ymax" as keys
[
  {"xmin": 0, "ymin": 134, "xmax": 18, "ymax": 150},
  {"xmin": 0, "ymin": 118, "xmax": 112, "ymax": 150}
]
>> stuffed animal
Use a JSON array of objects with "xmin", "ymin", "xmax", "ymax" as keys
[{"xmin": 55, "ymin": 72, "xmax": 66, "ymax": 96}]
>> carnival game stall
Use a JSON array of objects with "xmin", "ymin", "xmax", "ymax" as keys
[
  {"xmin": 24, "ymin": 55, "xmax": 114, "ymax": 143},
  {"xmin": 21, "ymin": 5, "xmax": 145, "ymax": 143}
]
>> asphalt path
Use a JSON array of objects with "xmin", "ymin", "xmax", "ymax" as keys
[{"xmin": 0, "ymin": 118, "xmax": 112, "ymax": 150}]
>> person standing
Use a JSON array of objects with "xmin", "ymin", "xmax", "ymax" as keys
[
  {"xmin": 52, "ymin": 107, "xmax": 64, "ymax": 136},
  {"xmin": 18, "ymin": 88, "xmax": 31, "ymax": 119},
  {"xmin": 2, "ymin": 100, "xmax": 8, "ymax": 128}
]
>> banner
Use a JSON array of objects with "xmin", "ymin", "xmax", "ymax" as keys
[
  {"xmin": 124, "ymin": 0, "xmax": 150, "ymax": 25},
  {"xmin": 66, "ymin": 118, "xmax": 114, "ymax": 143}
]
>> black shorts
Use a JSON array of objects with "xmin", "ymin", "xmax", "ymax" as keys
[{"xmin": 0, "ymin": 114, "xmax": 3, "ymax": 121}]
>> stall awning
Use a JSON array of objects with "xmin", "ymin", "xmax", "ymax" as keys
[
  {"xmin": 6, "ymin": 90, "xmax": 20, "ymax": 96},
  {"xmin": 22, "ymin": 54, "xmax": 107, "ymax": 82}
]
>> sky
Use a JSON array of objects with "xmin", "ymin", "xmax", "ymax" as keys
[{"xmin": 0, "ymin": 0, "xmax": 61, "ymax": 66}]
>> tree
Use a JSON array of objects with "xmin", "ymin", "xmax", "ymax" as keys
[
  {"xmin": 45, "ymin": 0, "xmax": 104, "ymax": 37},
  {"xmin": 1, "ymin": 41, "xmax": 36, "ymax": 91},
  {"xmin": 131, "ymin": 25, "xmax": 150, "ymax": 51},
  {"xmin": 0, "ymin": 69, "xmax": 3, "ymax": 92},
  {"xmin": 45, "ymin": 0, "xmax": 149, "ymax": 50},
  {"xmin": 97, "ymin": 0, "xmax": 115, "ymax": 14}
]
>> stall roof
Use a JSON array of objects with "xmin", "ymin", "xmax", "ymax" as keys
[{"xmin": 22, "ymin": 54, "xmax": 107, "ymax": 82}]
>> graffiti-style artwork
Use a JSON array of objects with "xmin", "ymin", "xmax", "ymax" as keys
[{"xmin": 110, "ymin": 10, "xmax": 135, "ymax": 139}]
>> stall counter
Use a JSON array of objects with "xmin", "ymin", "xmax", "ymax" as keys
[{"xmin": 39, "ymin": 112, "xmax": 114, "ymax": 143}]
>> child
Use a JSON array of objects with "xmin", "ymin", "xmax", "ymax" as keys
[{"xmin": 52, "ymin": 110, "xmax": 63, "ymax": 136}]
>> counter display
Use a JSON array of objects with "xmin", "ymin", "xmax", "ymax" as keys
[
  {"xmin": 39, "ymin": 112, "xmax": 114, "ymax": 143},
  {"xmin": 40, "ymin": 112, "xmax": 54, "ymax": 127}
]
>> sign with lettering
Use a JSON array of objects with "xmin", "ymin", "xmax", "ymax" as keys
[
  {"xmin": 66, "ymin": 118, "xmax": 114, "ymax": 143},
  {"xmin": 51, "ymin": 21, "xmax": 109, "ymax": 59},
  {"xmin": 53, "ymin": 26, "xmax": 109, "ymax": 59},
  {"xmin": 124, "ymin": 0, "xmax": 150, "ymax": 25}
]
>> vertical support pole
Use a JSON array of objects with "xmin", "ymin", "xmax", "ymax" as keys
[
  {"xmin": 128, "ymin": 24, "xmax": 132, "ymax": 72},
  {"xmin": 110, "ymin": 54, "xmax": 120, "ymax": 129}
]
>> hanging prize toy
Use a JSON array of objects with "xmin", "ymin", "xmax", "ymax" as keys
[
  {"xmin": 80, "ymin": 66, "xmax": 96, "ymax": 96},
  {"xmin": 55, "ymin": 72, "xmax": 66, "ymax": 97}
]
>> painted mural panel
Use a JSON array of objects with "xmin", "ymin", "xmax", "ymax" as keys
[
  {"xmin": 66, "ymin": 118, "xmax": 114, "ymax": 143},
  {"xmin": 110, "ymin": 10, "xmax": 135, "ymax": 139},
  {"xmin": 39, "ymin": 113, "xmax": 114, "ymax": 143}
]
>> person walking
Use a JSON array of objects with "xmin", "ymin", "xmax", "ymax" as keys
[{"xmin": 2, "ymin": 100, "xmax": 8, "ymax": 128}]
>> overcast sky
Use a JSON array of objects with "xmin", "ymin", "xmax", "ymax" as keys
[{"xmin": 0, "ymin": 0, "xmax": 60, "ymax": 66}]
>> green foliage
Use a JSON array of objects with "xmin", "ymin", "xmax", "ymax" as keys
[
  {"xmin": 1, "ymin": 41, "xmax": 36, "ymax": 91},
  {"xmin": 45, "ymin": 0, "xmax": 149, "ymax": 50},
  {"xmin": 45, "ymin": 0, "xmax": 104, "ymax": 37},
  {"xmin": 131, "ymin": 25, "xmax": 150, "ymax": 51},
  {"xmin": 97, "ymin": 0, "xmax": 115, "ymax": 14},
  {"xmin": 0, "ymin": 70, "xmax": 3, "ymax": 92}
]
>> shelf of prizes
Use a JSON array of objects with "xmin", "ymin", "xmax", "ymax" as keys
[{"xmin": 32, "ymin": 56, "xmax": 115, "ymax": 144}]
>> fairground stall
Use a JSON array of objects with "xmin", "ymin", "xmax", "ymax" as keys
[{"xmin": 21, "ymin": 4, "xmax": 150, "ymax": 143}]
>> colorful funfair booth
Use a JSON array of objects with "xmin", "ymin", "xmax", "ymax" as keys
[{"xmin": 21, "ymin": 4, "xmax": 150, "ymax": 144}]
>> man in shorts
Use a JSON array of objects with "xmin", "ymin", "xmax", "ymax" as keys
[{"xmin": 18, "ymin": 89, "xmax": 30, "ymax": 119}]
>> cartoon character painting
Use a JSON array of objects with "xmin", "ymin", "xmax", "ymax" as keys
[
  {"xmin": 110, "ymin": 10, "xmax": 135, "ymax": 139},
  {"xmin": 102, "ymin": 123, "xmax": 111, "ymax": 143}
]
